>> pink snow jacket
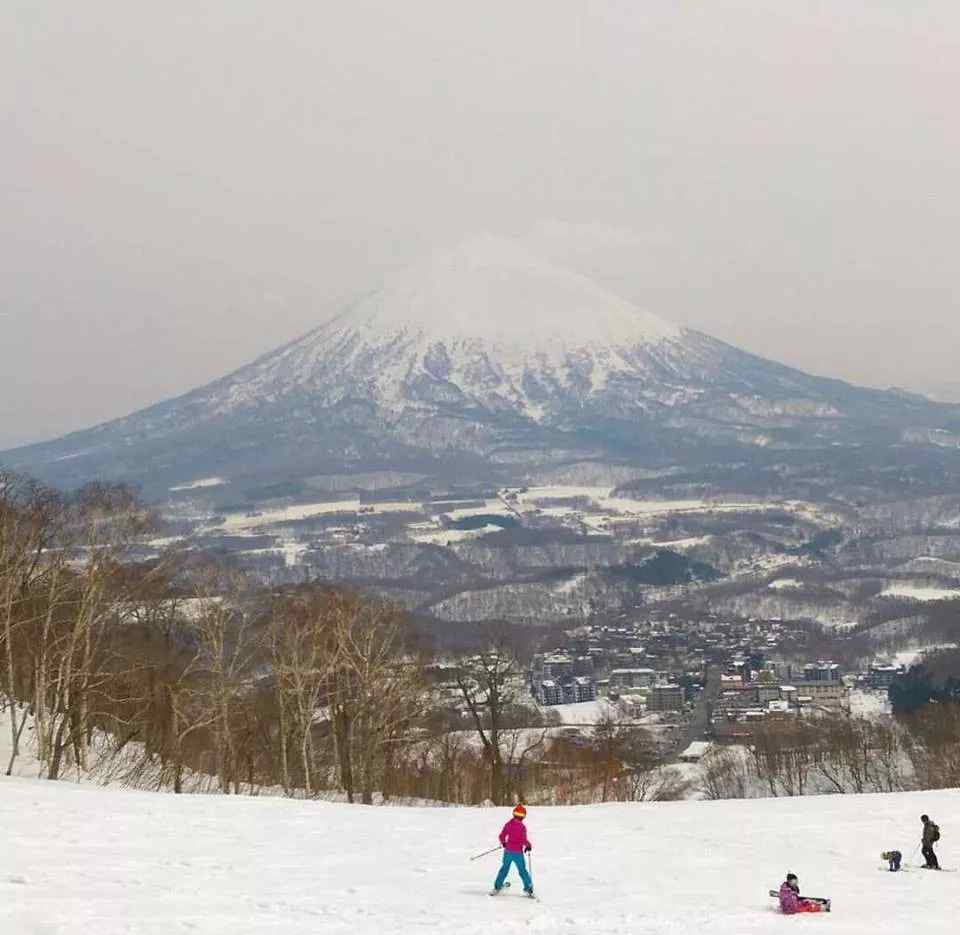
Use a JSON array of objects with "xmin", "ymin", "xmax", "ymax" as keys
[
  {"xmin": 778, "ymin": 882, "xmax": 802, "ymax": 914},
  {"xmin": 499, "ymin": 818, "xmax": 532, "ymax": 854}
]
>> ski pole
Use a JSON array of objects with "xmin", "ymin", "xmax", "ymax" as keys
[{"xmin": 470, "ymin": 845, "xmax": 503, "ymax": 861}]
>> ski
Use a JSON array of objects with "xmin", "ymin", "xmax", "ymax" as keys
[{"xmin": 491, "ymin": 882, "xmax": 538, "ymax": 900}]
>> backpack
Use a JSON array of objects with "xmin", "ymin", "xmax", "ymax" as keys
[{"xmin": 930, "ymin": 823, "xmax": 940, "ymax": 842}]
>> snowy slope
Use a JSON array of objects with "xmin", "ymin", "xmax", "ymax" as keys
[{"xmin": 4, "ymin": 775, "xmax": 958, "ymax": 935}]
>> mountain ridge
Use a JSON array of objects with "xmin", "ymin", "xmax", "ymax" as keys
[{"xmin": 4, "ymin": 235, "xmax": 960, "ymax": 498}]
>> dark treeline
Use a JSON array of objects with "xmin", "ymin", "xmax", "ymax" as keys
[{"xmin": 889, "ymin": 650, "xmax": 960, "ymax": 715}]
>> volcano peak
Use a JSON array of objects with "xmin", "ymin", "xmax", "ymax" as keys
[{"xmin": 332, "ymin": 233, "xmax": 682, "ymax": 351}]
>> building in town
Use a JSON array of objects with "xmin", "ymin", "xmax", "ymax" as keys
[{"xmin": 648, "ymin": 683, "xmax": 684, "ymax": 712}]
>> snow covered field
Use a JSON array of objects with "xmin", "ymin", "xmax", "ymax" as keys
[
  {"xmin": 879, "ymin": 584, "xmax": 960, "ymax": 602},
  {"xmin": 848, "ymin": 689, "xmax": 891, "ymax": 718},
  {"xmin": 888, "ymin": 644, "xmax": 960, "ymax": 668},
  {"xmin": 768, "ymin": 578, "xmax": 804, "ymax": 591},
  {"xmin": 4, "ymin": 776, "xmax": 958, "ymax": 935},
  {"xmin": 170, "ymin": 477, "xmax": 229, "ymax": 492},
  {"xmin": 210, "ymin": 499, "xmax": 424, "ymax": 533}
]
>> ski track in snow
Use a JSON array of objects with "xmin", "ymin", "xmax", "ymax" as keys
[{"xmin": 4, "ymin": 777, "xmax": 959, "ymax": 935}]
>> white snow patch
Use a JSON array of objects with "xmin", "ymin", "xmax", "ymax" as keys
[
  {"xmin": 512, "ymin": 486, "xmax": 781, "ymax": 525},
  {"xmin": 173, "ymin": 597, "xmax": 225, "ymax": 620},
  {"xmin": 170, "ymin": 477, "xmax": 229, "ymax": 491},
  {"xmin": 211, "ymin": 499, "xmax": 423, "ymax": 533},
  {"xmin": 277, "ymin": 540, "xmax": 310, "ymax": 567},
  {"xmin": 544, "ymin": 699, "xmax": 621, "ymax": 725},
  {"xmin": 848, "ymin": 689, "xmax": 892, "ymax": 718},
  {"xmin": 146, "ymin": 536, "xmax": 186, "ymax": 549},
  {"xmin": 652, "ymin": 536, "xmax": 712, "ymax": 549},
  {"xmin": 879, "ymin": 584, "xmax": 960, "ymax": 602},
  {"xmin": 554, "ymin": 573, "xmax": 587, "ymax": 595},
  {"xmin": 889, "ymin": 644, "xmax": 959, "ymax": 667},
  {"xmin": 768, "ymin": 578, "xmax": 804, "ymax": 591},
  {"xmin": 50, "ymin": 446, "xmax": 107, "ymax": 463},
  {"xmin": 409, "ymin": 523, "xmax": 503, "ymax": 545}
]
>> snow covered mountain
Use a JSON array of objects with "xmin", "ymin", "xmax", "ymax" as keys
[
  {"xmin": 5, "ymin": 234, "xmax": 959, "ymax": 496},
  {"xmin": 5, "ymin": 772, "xmax": 959, "ymax": 935}
]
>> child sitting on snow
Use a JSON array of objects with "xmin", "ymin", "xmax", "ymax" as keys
[{"xmin": 778, "ymin": 873, "xmax": 824, "ymax": 914}]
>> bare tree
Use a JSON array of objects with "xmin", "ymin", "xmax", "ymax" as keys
[
  {"xmin": 0, "ymin": 472, "xmax": 62, "ymax": 774},
  {"xmin": 455, "ymin": 634, "xmax": 521, "ymax": 805},
  {"xmin": 903, "ymin": 703, "xmax": 960, "ymax": 790},
  {"xmin": 591, "ymin": 713, "xmax": 637, "ymax": 803},
  {"xmin": 748, "ymin": 719, "xmax": 819, "ymax": 798},
  {"xmin": 699, "ymin": 745, "xmax": 750, "ymax": 800},
  {"xmin": 190, "ymin": 573, "xmax": 254, "ymax": 793},
  {"xmin": 265, "ymin": 588, "xmax": 339, "ymax": 796},
  {"xmin": 326, "ymin": 590, "xmax": 425, "ymax": 804}
]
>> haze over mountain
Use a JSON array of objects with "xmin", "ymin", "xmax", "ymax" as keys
[{"xmin": 4, "ymin": 236, "xmax": 959, "ymax": 500}]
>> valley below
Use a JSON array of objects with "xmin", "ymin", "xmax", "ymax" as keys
[{"xmin": 143, "ymin": 467, "xmax": 960, "ymax": 675}]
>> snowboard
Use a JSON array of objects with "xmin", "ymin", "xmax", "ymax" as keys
[{"xmin": 769, "ymin": 890, "xmax": 831, "ymax": 912}]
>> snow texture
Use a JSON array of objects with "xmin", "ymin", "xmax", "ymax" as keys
[{"xmin": 3, "ymin": 775, "xmax": 959, "ymax": 934}]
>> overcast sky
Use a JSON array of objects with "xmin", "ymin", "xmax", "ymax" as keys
[{"xmin": 3, "ymin": 1, "xmax": 959, "ymax": 449}]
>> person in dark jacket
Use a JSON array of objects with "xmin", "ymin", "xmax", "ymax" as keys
[{"xmin": 921, "ymin": 815, "xmax": 941, "ymax": 869}]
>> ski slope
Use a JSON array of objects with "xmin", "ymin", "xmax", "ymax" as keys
[{"xmin": 3, "ymin": 776, "xmax": 958, "ymax": 935}]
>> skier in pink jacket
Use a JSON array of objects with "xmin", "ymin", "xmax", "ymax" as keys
[
  {"xmin": 778, "ymin": 874, "xmax": 824, "ymax": 914},
  {"xmin": 491, "ymin": 805, "xmax": 534, "ymax": 897}
]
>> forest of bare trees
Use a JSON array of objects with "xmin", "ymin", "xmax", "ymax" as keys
[
  {"xmin": 0, "ymin": 471, "xmax": 435, "ymax": 798},
  {"xmin": 0, "ymin": 470, "xmax": 690, "ymax": 806},
  {"xmin": 697, "ymin": 707, "xmax": 960, "ymax": 800}
]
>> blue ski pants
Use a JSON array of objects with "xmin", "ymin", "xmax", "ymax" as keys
[{"xmin": 494, "ymin": 849, "xmax": 533, "ymax": 891}]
